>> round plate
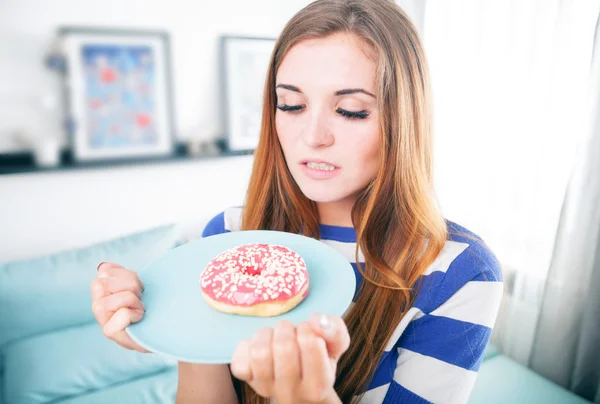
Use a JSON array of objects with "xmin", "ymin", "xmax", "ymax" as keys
[{"xmin": 126, "ymin": 230, "xmax": 356, "ymax": 364}]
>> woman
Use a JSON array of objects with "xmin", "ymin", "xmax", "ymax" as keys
[{"xmin": 91, "ymin": 0, "xmax": 504, "ymax": 403}]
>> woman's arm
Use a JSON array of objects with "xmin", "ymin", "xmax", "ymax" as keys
[
  {"xmin": 176, "ymin": 363, "xmax": 239, "ymax": 404},
  {"xmin": 175, "ymin": 213, "xmax": 240, "ymax": 403}
]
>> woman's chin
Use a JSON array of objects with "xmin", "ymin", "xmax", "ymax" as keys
[{"xmin": 299, "ymin": 186, "xmax": 347, "ymax": 204}]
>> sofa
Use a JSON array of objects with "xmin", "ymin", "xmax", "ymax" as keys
[
  {"xmin": 0, "ymin": 224, "xmax": 592, "ymax": 404},
  {"xmin": 0, "ymin": 224, "xmax": 180, "ymax": 404},
  {"xmin": 470, "ymin": 345, "xmax": 591, "ymax": 404}
]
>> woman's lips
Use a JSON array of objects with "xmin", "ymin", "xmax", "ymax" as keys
[{"xmin": 299, "ymin": 161, "xmax": 341, "ymax": 180}]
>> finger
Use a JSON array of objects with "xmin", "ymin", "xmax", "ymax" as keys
[
  {"xmin": 90, "ymin": 277, "xmax": 110, "ymax": 301},
  {"xmin": 231, "ymin": 339, "xmax": 253, "ymax": 382},
  {"xmin": 92, "ymin": 290, "xmax": 145, "ymax": 326},
  {"xmin": 249, "ymin": 328, "xmax": 274, "ymax": 397},
  {"xmin": 297, "ymin": 322, "xmax": 332, "ymax": 401},
  {"xmin": 310, "ymin": 314, "xmax": 350, "ymax": 361},
  {"xmin": 97, "ymin": 262, "xmax": 125, "ymax": 276},
  {"xmin": 102, "ymin": 307, "xmax": 148, "ymax": 352},
  {"xmin": 91, "ymin": 276, "xmax": 143, "ymax": 301},
  {"xmin": 273, "ymin": 320, "xmax": 300, "ymax": 387},
  {"xmin": 97, "ymin": 263, "xmax": 145, "ymax": 292}
]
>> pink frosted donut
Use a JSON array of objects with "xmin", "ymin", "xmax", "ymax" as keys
[{"xmin": 199, "ymin": 243, "xmax": 309, "ymax": 317}]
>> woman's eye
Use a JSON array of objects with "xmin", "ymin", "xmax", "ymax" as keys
[
  {"xmin": 276, "ymin": 105, "xmax": 370, "ymax": 120},
  {"xmin": 276, "ymin": 104, "xmax": 304, "ymax": 113},
  {"xmin": 336, "ymin": 108, "xmax": 370, "ymax": 120}
]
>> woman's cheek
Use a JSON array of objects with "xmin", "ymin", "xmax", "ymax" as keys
[
  {"xmin": 276, "ymin": 115, "xmax": 293, "ymax": 140},
  {"xmin": 277, "ymin": 115, "xmax": 305, "ymax": 147},
  {"xmin": 350, "ymin": 123, "xmax": 381, "ymax": 178}
]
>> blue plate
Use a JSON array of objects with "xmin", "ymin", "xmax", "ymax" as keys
[{"xmin": 126, "ymin": 230, "xmax": 356, "ymax": 364}]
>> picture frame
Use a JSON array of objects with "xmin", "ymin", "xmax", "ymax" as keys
[
  {"xmin": 59, "ymin": 27, "xmax": 176, "ymax": 163},
  {"xmin": 220, "ymin": 35, "xmax": 276, "ymax": 152}
]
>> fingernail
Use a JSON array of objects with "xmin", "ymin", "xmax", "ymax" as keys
[
  {"xmin": 97, "ymin": 262, "xmax": 106, "ymax": 271},
  {"xmin": 318, "ymin": 314, "xmax": 334, "ymax": 337}
]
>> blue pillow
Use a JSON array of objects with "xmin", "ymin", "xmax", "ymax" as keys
[
  {"xmin": 0, "ymin": 224, "xmax": 178, "ymax": 348},
  {"xmin": 3, "ymin": 321, "xmax": 177, "ymax": 404}
]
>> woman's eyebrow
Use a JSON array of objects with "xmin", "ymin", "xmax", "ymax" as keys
[
  {"xmin": 275, "ymin": 84, "xmax": 376, "ymax": 99},
  {"xmin": 276, "ymin": 84, "xmax": 302, "ymax": 93},
  {"xmin": 334, "ymin": 88, "xmax": 376, "ymax": 98}
]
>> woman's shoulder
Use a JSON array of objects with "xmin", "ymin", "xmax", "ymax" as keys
[
  {"xmin": 412, "ymin": 220, "xmax": 504, "ymax": 316},
  {"xmin": 201, "ymin": 206, "xmax": 243, "ymax": 237},
  {"xmin": 441, "ymin": 220, "xmax": 504, "ymax": 284}
]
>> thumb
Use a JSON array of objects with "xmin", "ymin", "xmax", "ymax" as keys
[{"xmin": 309, "ymin": 313, "xmax": 350, "ymax": 361}]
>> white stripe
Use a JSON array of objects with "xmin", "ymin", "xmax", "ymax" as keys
[
  {"xmin": 224, "ymin": 207, "xmax": 243, "ymax": 232},
  {"xmin": 430, "ymin": 281, "xmax": 504, "ymax": 328},
  {"xmin": 423, "ymin": 240, "xmax": 470, "ymax": 276},
  {"xmin": 394, "ymin": 348, "xmax": 478, "ymax": 404},
  {"xmin": 320, "ymin": 239, "xmax": 363, "ymax": 263},
  {"xmin": 383, "ymin": 307, "xmax": 424, "ymax": 352},
  {"xmin": 354, "ymin": 383, "xmax": 390, "ymax": 403}
]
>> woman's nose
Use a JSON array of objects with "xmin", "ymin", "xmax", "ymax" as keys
[{"xmin": 302, "ymin": 111, "xmax": 334, "ymax": 148}]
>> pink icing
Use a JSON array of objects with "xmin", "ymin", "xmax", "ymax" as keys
[{"xmin": 200, "ymin": 243, "xmax": 309, "ymax": 306}]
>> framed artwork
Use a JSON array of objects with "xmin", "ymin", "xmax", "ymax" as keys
[
  {"xmin": 59, "ymin": 27, "xmax": 175, "ymax": 162},
  {"xmin": 220, "ymin": 36, "xmax": 276, "ymax": 152}
]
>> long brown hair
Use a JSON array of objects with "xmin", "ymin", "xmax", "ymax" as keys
[{"xmin": 239, "ymin": 0, "xmax": 448, "ymax": 402}]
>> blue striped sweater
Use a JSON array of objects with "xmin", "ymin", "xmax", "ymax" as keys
[{"xmin": 202, "ymin": 207, "xmax": 504, "ymax": 404}]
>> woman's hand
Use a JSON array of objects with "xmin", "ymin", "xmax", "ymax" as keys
[
  {"xmin": 90, "ymin": 262, "xmax": 149, "ymax": 353},
  {"xmin": 230, "ymin": 314, "xmax": 349, "ymax": 404}
]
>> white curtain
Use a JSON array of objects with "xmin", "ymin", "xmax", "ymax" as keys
[
  {"xmin": 422, "ymin": 0, "xmax": 600, "ymax": 363},
  {"xmin": 528, "ymin": 15, "xmax": 600, "ymax": 401}
]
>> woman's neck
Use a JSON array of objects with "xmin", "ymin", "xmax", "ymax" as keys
[{"xmin": 317, "ymin": 197, "xmax": 356, "ymax": 228}]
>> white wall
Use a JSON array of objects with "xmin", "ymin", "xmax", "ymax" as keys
[{"xmin": 0, "ymin": 156, "xmax": 254, "ymax": 261}]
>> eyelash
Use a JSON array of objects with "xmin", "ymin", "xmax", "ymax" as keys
[{"xmin": 276, "ymin": 105, "xmax": 370, "ymax": 120}]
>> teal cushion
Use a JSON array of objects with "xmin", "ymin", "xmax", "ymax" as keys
[
  {"xmin": 0, "ymin": 224, "xmax": 178, "ymax": 348},
  {"xmin": 469, "ymin": 355, "xmax": 591, "ymax": 404},
  {"xmin": 3, "ymin": 322, "xmax": 177, "ymax": 404},
  {"xmin": 483, "ymin": 344, "xmax": 501, "ymax": 361},
  {"xmin": 53, "ymin": 369, "xmax": 177, "ymax": 404}
]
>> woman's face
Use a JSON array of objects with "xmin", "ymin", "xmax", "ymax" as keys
[{"xmin": 275, "ymin": 33, "xmax": 381, "ymax": 204}]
